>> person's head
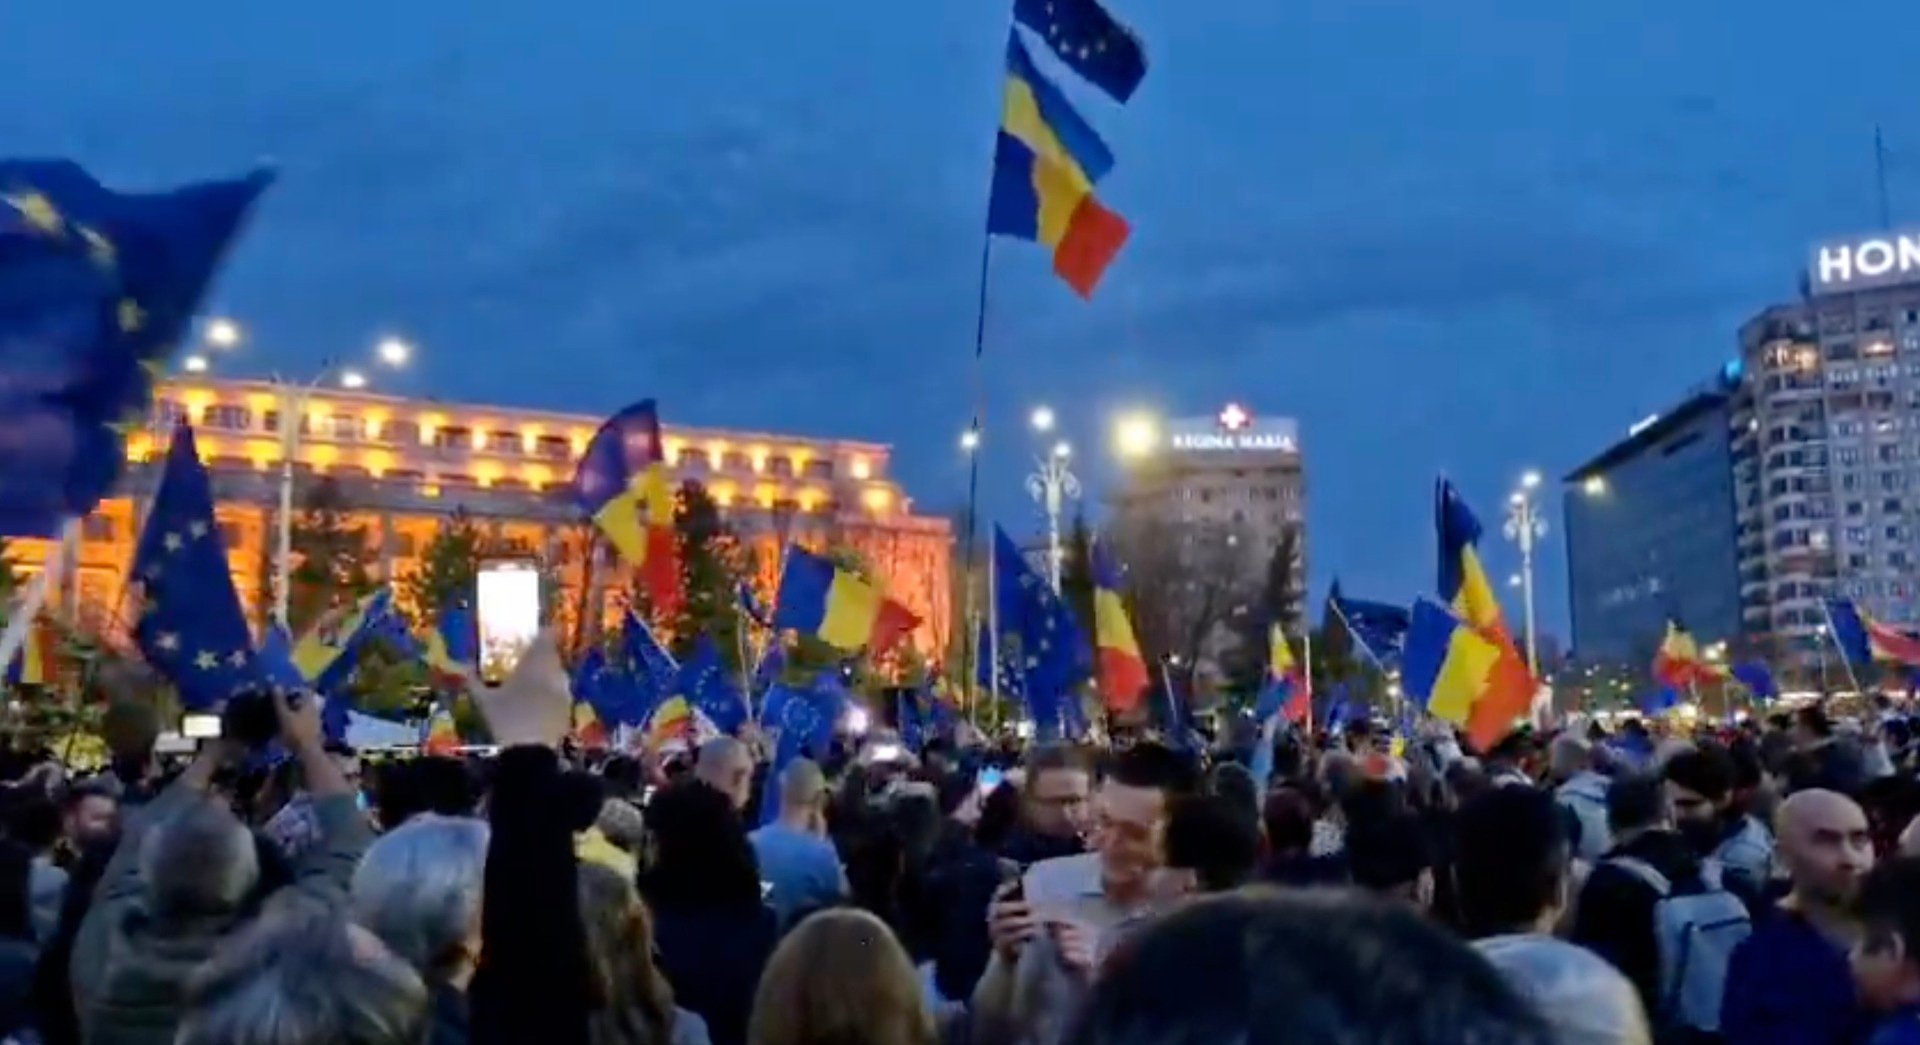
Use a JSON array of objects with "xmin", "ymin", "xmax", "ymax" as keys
[
  {"xmin": 1205, "ymin": 762, "xmax": 1260, "ymax": 824},
  {"xmin": 640, "ymin": 778, "xmax": 761, "ymax": 909},
  {"xmin": 1021, "ymin": 743, "xmax": 1092, "ymax": 840},
  {"xmin": 748, "ymin": 908, "xmax": 936, "ymax": 1045},
  {"xmin": 62, "ymin": 781, "xmax": 119, "ymax": 849},
  {"xmin": 1778, "ymin": 788, "xmax": 1873, "ymax": 910},
  {"xmin": 1455, "ymin": 786, "xmax": 1569, "ymax": 936},
  {"xmin": 1605, "ymin": 774, "xmax": 1672, "ymax": 845},
  {"xmin": 177, "ymin": 903, "xmax": 428, "ymax": 1045},
  {"xmin": 1261, "ymin": 787, "xmax": 1315, "ymax": 858},
  {"xmin": 577, "ymin": 861, "xmax": 677, "ymax": 1045},
  {"xmin": 1093, "ymin": 743, "xmax": 1195, "ymax": 904},
  {"xmin": 594, "ymin": 798, "xmax": 647, "ymax": 854},
  {"xmin": 1794, "ymin": 705, "xmax": 1834, "ymax": 749},
  {"xmin": 1345, "ymin": 812, "xmax": 1434, "ymax": 912},
  {"xmin": 1547, "ymin": 733, "xmax": 1592, "ymax": 783},
  {"xmin": 1854, "ymin": 856, "xmax": 1920, "ymax": 1012},
  {"xmin": 1161, "ymin": 793, "xmax": 1259, "ymax": 897},
  {"xmin": 350, "ymin": 814, "xmax": 489, "ymax": 990},
  {"xmin": 1663, "ymin": 747, "xmax": 1734, "ymax": 852},
  {"xmin": 4, "ymin": 790, "xmax": 60, "ymax": 855},
  {"xmin": 140, "ymin": 796, "xmax": 260, "ymax": 919},
  {"xmin": 694, "ymin": 737, "xmax": 755, "ymax": 812},
  {"xmin": 1065, "ymin": 891, "xmax": 1550, "ymax": 1045},
  {"xmin": 777, "ymin": 758, "xmax": 832, "ymax": 834}
]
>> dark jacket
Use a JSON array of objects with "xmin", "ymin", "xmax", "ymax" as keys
[
  {"xmin": 923, "ymin": 827, "xmax": 1003, "ymax": 1001},
  {"xmin": 1720, "ymin": 906, "xmax": 1865, "ymax": 1045},
  {"xmin": 470, "ymin": 746, "xmax": 591, "ymax": 1045},
  {"xmin": 70, "ymin": 776, "xmax": 370, "ymax": 1045},
  {"xmin": 650, "ymin": 903, "xmax": 777, "ymax": 1045},
  {"xmin": 1570, "ymin": 828, "xmax": 1704, "ymax": 1018},
  {"xmin": 1261, "ymin": 852, "xmax": 1348, "ymax": 888},
  {"xmin": 429, "ymin": 980, "xmax": 470, "ymax": 1045},
  {"xmin": 996, "ymin": 829, "xmax": 1081, "ymax": 868}
]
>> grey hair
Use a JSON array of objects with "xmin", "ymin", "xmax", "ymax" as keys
[
  {"xmin": 595, "ymin": 799, "xmax": 647, "ymax": 853},
  {"xmin": 179, "ymin": 901, "xmax": 428, "ymax": 1045},
  {"xmin": 1548, "ymin": 734, "xmax": 1592, "ymax": 778},
  {"xmin": 351, "ymin": 814, "xmax": 489, "ymax": 978},
  {"xmin": 139, "ymin": 797, "xmax": 260, "ymax": 917}
]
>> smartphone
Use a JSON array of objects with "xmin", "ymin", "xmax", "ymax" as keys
[
  {"xmin": 977, "ymin": 766, "xmax": 1006, "ymax": 796},
  {"xmin": 475, "ymin": 559, "xmax": 541, "ymax": 681},
  {"xmin": 997, "ymin": 858, "xmax": 1026, "ymax": 902},
  {"xmin": 180, "ymin": 713, "xmax": 221, "ymax": 740},
  {"xmin": 868, "ymin": 742, "xmax": 904, "ymax": 764}
]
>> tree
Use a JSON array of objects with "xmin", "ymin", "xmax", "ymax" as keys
[
  {"xmin": 401, "ymin": 509, "xmax": 491, "ymax": 627},
  {"xmin": 286, "ymin": 478, "xmax": 376, "ymax": 633},
  {"xmin": 667, "ymin": 482, "xmax": 750, "ymax": 671},
  {"xmin": 1107, "ymin": 514, "xmax": 1257, "ymax": 696},
  {"xmin": 1060, "ymin": 511, "xmax": 1096, "ymax": 658},
  {"xmin": 1224, "ymin": 528, "xmax": 1304, "ymax": 693}
]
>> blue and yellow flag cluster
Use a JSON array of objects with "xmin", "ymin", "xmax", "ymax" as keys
[
  {"xmin": 988, "ymin": 0, "xmax": 1146, "ymax": 299},
  {"xmin": 573, "ymin": 400, "xmax": 680, "ymax": 617},
  {"xmin": 293, "ymin": 588, "xmax": 401, "ymax": 695},
  {"xmin": 423, "ymin": 602, "xmax": 479, "ymax": 686},
  {"xmin": 131, "ymin": 424, "xmax": 258, "ymax": 709},
  {"xmin": 3, "ymin": 619, "xmax": 52, "ymax": 689},
  {"xmin": 773, "ymin": 546, "xmax": 920, "ymax": 656},
  {"xmin": 0, "ymin": 161, "xmax": 269, "ymax": 538},
  {"xmin": 1403, "ymin": 480, "xmax": 1535, "ymax": 751}
]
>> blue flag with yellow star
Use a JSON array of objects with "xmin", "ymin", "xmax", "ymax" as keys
[
  {"xmin": 675, "ymin": 635, "xmax": 748, "ymax": 737},
  {"xmin": 992, "ymin": 525, "xmax": 1091, "ymax": 736},
  {"xmin": 1013, "ymin": 0, "xmax": 1148, "ymax": 103},
  {"xmin": 0, "ymin": 161, "xmax": 270, "ymax": 538},
  {"xmin": 132, "ymin": 423, "xmax": 259, "ymax": 709}
]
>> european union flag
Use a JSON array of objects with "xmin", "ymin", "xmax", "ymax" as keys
[
  {"xmin": 132, "ymin": 424, "xmax": 258, "ymax": 709},
  {"xmin": 1327, "ymin": 580, "xmax": 1411, "ymax": 665},
  {"xmin": 1013, "ymin": 0, "xmax": 1148, "ymax": 102},
  {"xmin": 257, "ymin": 621, "xmax": 307, "ymax": 690},
  {"xmin": 976, "ymin": 619, "xmax": 1029, "ymax": 700},
  {"xmin": 758, "ymin": 678, "xmax": 846, "ymax": 826},
  {"xmin": 676, "ymin": 635, "xmax": 748, "ymax": 736},
  {"xmin": 751, "ymin": 639, "xmax": 786, "ymax": 699},
  {"xmin": 0, "ymin": 162, "xmax": 269, "ymax": 537},
  {"xmin": 1731, "ymin": 661, "xmax": 1777, "ymax": 702},
  {"xmin": 622, "ymin": 611, "xmax": 678, "ymax": 712},
  {"xmin": 992, "ymin": 525, "xmax": 1090, "ymax": 732}
]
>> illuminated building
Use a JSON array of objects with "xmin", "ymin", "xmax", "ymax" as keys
[{"xmin": 10, "ymin": 377, "xmax": 952, "ymax": 655}]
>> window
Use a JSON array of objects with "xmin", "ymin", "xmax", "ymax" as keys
[
  {"xmin": 386, "ymin": 419, "xmax": 421, "ymax": 445},
  {"xmin": 804, "ymin": 459, "xmax": 835, "ymax": 480},
  {"xmin": 1839, "ymin": 447, "xmax": 1863, "ymax": 466},
  {"xmin": 1890, "ymin": 525, "xmax": 1909, "ymax": 542},
  {"xmin": 487, "ymin": 430, "xmax": 520, "ymax": 454},
  {"xmin": 155, "ymin": 400, "xmax": 189, "ymax": 428},
  {"xmin": 1886, "ymin": 499, "xmax": 1904, "ymax": 514},
  {"xmin": 1894, "ymin": 552, "xmax": 1911, "ymax": 569},
  {"xmin": 723, "ymin": 451, "xmax": 752, "ymax": 471},
  {"xmin": 1847, "ymin": 526, "xmax": 1871, "ymax": 546},
  {"xmin": 1884, "ymin": 472, "xmax": 1906, "ymax": 492},
  {"xmin": 1829, "ymin": 340, "xmax": 1859, "ymax": 361},
  {"xmin": 434, "ymin": 426, "xmax": 470, "ymax": 450},
  {"xmin": 1850, "ymin": 553, "xmax": 1871, "ymax": 570},
  {"xmin": 1880, "ymin": 444, "xmax": 1902, "ymax": 464},
  {"xmin": 678, "ymin": 448, "xmax": 710, "ymax": 470},
  {"xmin": 329, "ymin": 414, "xmax": 360, "ymax": 440},
  {"xmin": 766, "ymin": 455, "xmax": 794, "ymax": 478},
  {"xmin": 205, "ymin": 405, "xmax": 251, "ymax": 431},
  {"xmin": 81, "ymin": 515, "xmax": 117, "ymax": 542},
  {"xmin": 536, "ymin": 435, "xmax": 571, "ymax": 460},
  {"xmin": 261, "ymin": 409, "xmax": 281, "ymax": 433},
  {"xmin": 384, "ymin": 469, "xmax": 424, "ymax": 482}
]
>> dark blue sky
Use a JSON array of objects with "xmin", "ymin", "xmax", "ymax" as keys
[{"xmin": 9, "ymin": 0, "xmax": 1918, "ymax": 641}]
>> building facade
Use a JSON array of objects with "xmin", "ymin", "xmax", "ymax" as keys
[
  {"xmin": 1108, "ymin": 404, "xmax": 1308, "ymax": 683},
  {"xmin": 9, "ymin": 377, "xmax": 953, "ymax": 654},
  {"xmin": 1562, "ymin": 383, "xmax": 1743, "ymax": 665}
]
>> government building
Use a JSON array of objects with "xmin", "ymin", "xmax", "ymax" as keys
[{"xmin": 9, "ymin": 377, "xmax": 954, "ymax": 656}]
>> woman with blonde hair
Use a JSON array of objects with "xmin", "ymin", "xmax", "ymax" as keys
[
  {"xmin": 747, "ymin": 908, "xmax": 938, "ymax": 1045},
  {"xmin": 577, "ymin": 862, "xmax": 711, "ymax": 1045}
]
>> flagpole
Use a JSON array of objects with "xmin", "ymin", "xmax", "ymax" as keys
[
  {"xmin": 0, "ymin": 518, "xmax": 80, "ymax": 676},
  {"xmin": 961, "ymin": 235, "xmax": 995, "ymax": 735},
  {"xmin": 1326, "ymin": 596, "xmax": 1406, "ymax": 727},
  {"xmin": 986, "ymin": 517, "xmax": 1001, "ymax": 733},
  {"xmin": 1302, "ymin": 626, "xmax": 1315, "ymax": 734}
]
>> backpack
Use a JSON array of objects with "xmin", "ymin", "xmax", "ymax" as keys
[{"xmin": 1608, "ymin": 855, "xmax": 1752, "ymax": 1034}]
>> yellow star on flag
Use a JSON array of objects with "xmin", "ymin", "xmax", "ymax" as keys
[
  {"xmin": 193, "ymin": 651, "xmax": 217, "ymax": 671},
  {"xmin": 3, "ymin": 191, "xmax": 62, "ymax": 235},
  {"xmin": 78, "ymin": 226, "xmax": 115, "ymax": 267}
]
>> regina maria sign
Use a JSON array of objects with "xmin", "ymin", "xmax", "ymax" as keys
[{"xmin": 1810, "ymin": 230, "xmax": 1920, "ymax": 294}]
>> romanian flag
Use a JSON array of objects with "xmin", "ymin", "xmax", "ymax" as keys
[
  {"xmin": 420, "ymin": 706, "xmax": 460, "ymax": 756},
  {"xmin": 572, "ymin": 701, "xmax": 609, "ymax": 749},
  {"xmin": 3, "ymin": 620, "xmax": 51, "ymax": 688},
  {"xmin": 1089, "ymin": 543, "xmax": 1147, "ymax": 713},
  {"xmin": 1826, "ymin": 597, "xmax": 1920, "ymax": 668},
  {"xmin": 772, "ymin": 546, "xmax": 920, "ymax": 655},
  {"xmin": 1403, "ymin": 599, "xmax": 1534, "ymax": 748},
  {"xmin": 573, "ymin": 400, "xmax": 680, "ymax": 616},
  {"xmin": 987, "ymin": 34, "xmax": 1129, "ymax": 298},
  {"xmin": 641, "ymin": 695, "xmax": 718, "ymax": 754},
  {"xmin": 1267, "ymin": 624, "xmax": 1310, "ymax": 724},
  {"xmin": 1651, "ymin": 619, "xmax": 1726, "ymax": 688},
  {"xmin": 293, "ymin": 589, "xmax": 394, "ymax": 694},
  {"xmin": 423, "ymin": 603, "xmax": 478, "ymax": 686},
  {"xmin": 1433, "ymin": 479, "xmax": 1535, "ymax": 749}
]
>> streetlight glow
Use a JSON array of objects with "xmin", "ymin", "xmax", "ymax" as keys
[
  {"xmin": 1509, "ymin": 490, "xmax": 1526, "ymax": 506},
  {"xmin": 339, "ymin": 369, "xmax": 368, "ymax": 390},
  {"xmin": 204, "ymin": 318, "xmax": 242, "ymax": 349},
  {"xmin": 1115, "ymin": 414, "xmax": 1158, "ymax": 458},
  {"xmin": 1521, "ymin": 469, "xmax": 1542, "ymax": 490},
  {"xmin": 1052, "ymin": 440, "xmax": 1072, "ymax": 459},
  {"xmin": 1030, "ymin": 406, "xmax": 1055, "ymax": 433},
  {"xmin": 959, "ymin": 428, "xmax": 981, "ymax": 452},
  {"xmin": 376, "ymin": 336, "xmax": 412, "ymax": 367},
  {"xmin": 1583, "ymin": 475, "xmax": 1607, "ymax": 496},
  {"xmin": 182, "ymin": 354, "xmax": 210, "ymax": 374}
]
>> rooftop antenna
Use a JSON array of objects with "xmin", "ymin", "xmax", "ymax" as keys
[{"xmin": 1876, "ymin": 124, "xmax": 1893, "ymax": 229}]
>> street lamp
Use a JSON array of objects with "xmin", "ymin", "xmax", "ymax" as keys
[
  {"xmin": 1115, "ymin": 413, "xmax": 1158, "ymax": 459},
  {"xmin": 204, "ymin": 317, "xmax": 242, "ymax": 350},
  {"xmin": 1504, "ymin": 471, "xmax": 1548, "ymax": 677},
  {"xmin": 339, "ymin": 369, "xmax": 368, "ymax": 390},
  {"xmin": 959, "ymin": 427, "xmax": 981, "ymax": 452},
  {"xmin": 376, "ymin": 336, "xmax": 412, "ymax": 367},
  {"xmin": 1025, "ymin": 408, "xmax": 1080, "ymax": 593},
  {"xmin": 181, "ymin": 354, "xmax": 210, "ymax": 374}
]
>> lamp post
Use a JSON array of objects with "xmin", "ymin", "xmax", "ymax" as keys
[
  {"xmin": 1504, "ymin": 470, "xmax": 1546, "ymax": 676},
  {"xmin": 1024, "ymin": 407, "xmax": 1079, "ymax": 593}
]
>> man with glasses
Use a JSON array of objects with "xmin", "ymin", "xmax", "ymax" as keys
[{"xmin": 1000, "ymin": 744, "xmax": 1093, "ymax": 867}]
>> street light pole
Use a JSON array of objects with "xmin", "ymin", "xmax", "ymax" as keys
[
  {"xmin": 1504, "ymin": 471, "xmax": 1547, "ymax": 677},
  {"xmin": 1026, "ymin": 440, "xmax": 1079, "ymax": 593}
]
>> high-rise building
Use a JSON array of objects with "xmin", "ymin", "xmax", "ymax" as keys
[
  {"xmin": 1561, "ymin": 227, "xmax": 1920, "ymax": 678},
  {"xmin": 1109, "ymin": 404, "xmax": 1307, "ymax": 679},
  {"xmin": 1562, "ymin": 379, "xmax": 1743, "ymax": 664},
  {"xmin": 8, "ymin": 377, "xmax": 953, "ymax": 653}
]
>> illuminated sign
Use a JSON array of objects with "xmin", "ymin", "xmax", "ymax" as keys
[
  {"xmin": 1166, "ymin": 407, "xmax": 1299, "ymax": 453},
  {"xmin": 1810, "ymin": 230, "xmax": 1920, "ymax": 293}
]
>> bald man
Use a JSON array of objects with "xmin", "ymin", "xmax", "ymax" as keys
[
  {"xmin": 1722, "ymin": 789, "xmax": 1874, "ymax": 1045},
  {"xmin": 694, "ymin": 737, "xmax": 755, "ymax": 812},
  {"xmin": 748, "ymin": 759, "xmax": 845, "ymax": 928}
]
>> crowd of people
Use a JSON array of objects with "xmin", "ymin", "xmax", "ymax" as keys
[{"xmin": 0, "ymin": 657, "xmax": 1918, "ymax": 1043}]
